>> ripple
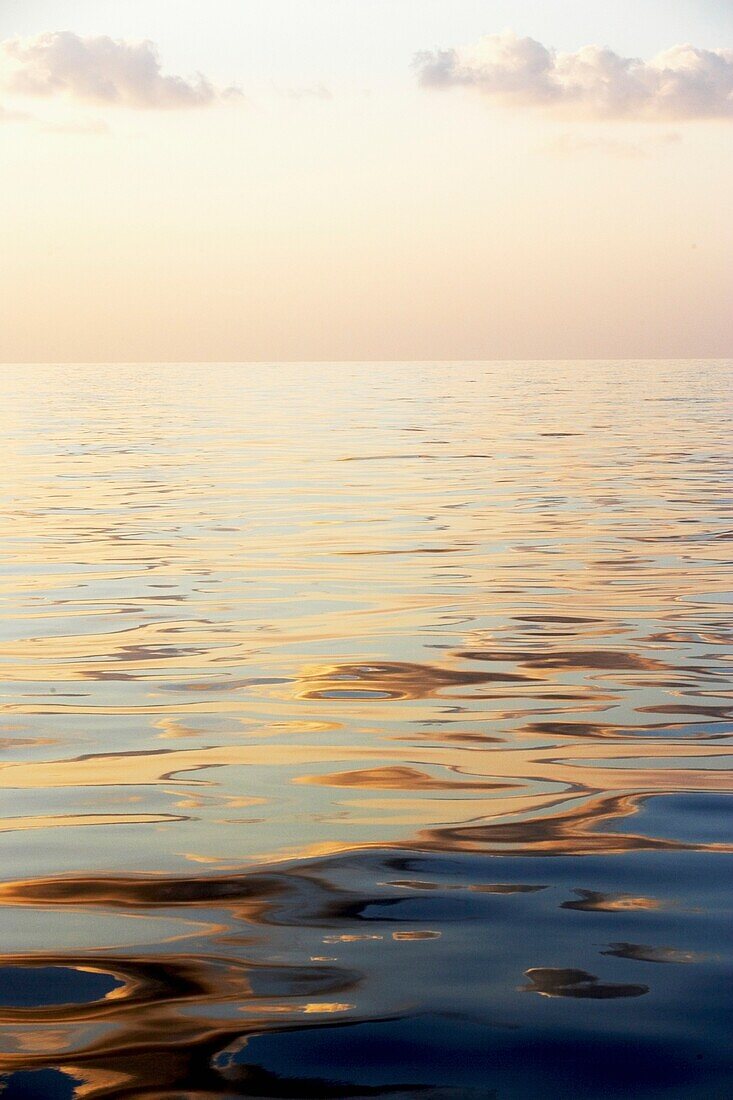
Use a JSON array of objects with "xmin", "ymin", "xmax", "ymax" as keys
[{"xmin": 0, "ymin": 361, "xmax": 731, "ymax": 1096}]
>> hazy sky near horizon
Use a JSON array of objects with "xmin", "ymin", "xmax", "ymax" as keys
[{"xmin": 1, "ymin": 0, "xmax": 732, "ymax": 362}]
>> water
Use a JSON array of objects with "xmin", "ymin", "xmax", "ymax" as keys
[{"xmin": 0, "ymin": 361, "xmax": 731, "ymax": 1098}]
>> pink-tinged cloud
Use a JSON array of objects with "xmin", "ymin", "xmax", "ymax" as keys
[
  {"xmin": 414, "ymin": 31, "xmax": 733, "ymax": 120},
  {"xmin": 0, "ymin": 31, "xmax": 242, "ymax": 109}
]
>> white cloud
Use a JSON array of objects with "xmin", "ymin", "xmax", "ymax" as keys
[
  {"xmin": 0, "ymin": 31, "xmax": 242, "ymax": 110},
  {"xmin": 414, "ymin": 31, "xmax": 733, "ymax": 120}
]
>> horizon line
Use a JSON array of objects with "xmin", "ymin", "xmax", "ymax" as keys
[{"xmin": 3, "ymin": 356, "xmax": 732, "ymax": 366}]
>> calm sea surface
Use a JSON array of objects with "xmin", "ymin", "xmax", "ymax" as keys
[{"xmin": 0, "ymin": 361, "xmax": 731, "ymax": 1098}]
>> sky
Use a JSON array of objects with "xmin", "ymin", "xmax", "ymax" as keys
[{"xmin": 1, "ymin": 0, "xmax": 732, "ymax": 362}]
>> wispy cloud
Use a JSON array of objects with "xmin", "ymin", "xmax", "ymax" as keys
[
  {"xmin": 414, "ymin": 30, "xmax": 733, "ymax": 121},
  {"xmin": 0, "ymin": 102, "xmax": 33, "ymax": 123},
  {"xmin": 0, "ymin": 31, "xmax": 242, "ymax": 110},
  {"xmin": 41, "ymin": 117, "xmax": 110, "ymax": 136},
  {"xmin": 286, "ymin": 83, "xmax": 333, "ymax": 102},
  {"xmin": 545, "ymin": 131, "xmax": 681, "ymax": 159}
]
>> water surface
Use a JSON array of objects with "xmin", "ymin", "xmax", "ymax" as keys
[{"xmin": 0, "ymin": 361, "xmax": 731, "ymax": 1097}]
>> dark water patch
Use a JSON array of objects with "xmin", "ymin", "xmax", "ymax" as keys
[
  {"xmin": 412, "ymin": 792, "xmax": 710, "ymax": 857},
  {"xmin": 601, "ymin": 943, "xmax": 703, "ymax": 964},
  {"xmin": 334, "ymin": 892, "xmax": 531, "ymax": 923},
  {"xmin": 638, "ymin": 703, "xmax": 732, "ymax": 719},
  {"xmin": 385, "ymin": 881, "xmax": 546, "ymax": 895},
  {"xmin": 215, "ymin": 1014, "xmax": 725, "ymax": 1098},
  {"xmin": 0, "ymin": 870, "xmax": 290, "ymax": 910},
  {"xmin": 299, "ymin": 766, "xmax": 514, "ymax": 792},
  {"xmin": 0, "ymin": 953, "xmax": 254, "ymax": 1019},
  {"xmin": 303, "ymin": 689, "xmax": 397, "ymax": 700},
  {"xmin": 522, "ymin": 967, "xmax": 648, "ymax": 998},
  {"xmin": 247, "ymin": 962, "xmax": 360, "ymax": 999},
  {"xmin": 470, "ymin": 882, "xmax": 548, "ymax": 894},
  {"xmin": 513, "ymin": 615, "xmax": 604, "ymax": 624},
  {"xmin": 298, "ymin": 661, "xmax": 532, "ymax": 703},
  {"xmin": 0, "ymin": 1070, "xmax": 81, "ymax": 1099},
  {"xmin": 561, "ymin": 889, "xmax": 667, "ymax": 913},
  {"xmin": 457, "ymin": 648, "xmax": 670, "ymax": 672},
  {"xmin": 343, "ymin": 547, "xmax": 465, "ymax": 556},
  {"xmin": 161, "ymin": 676, "xmax": 294, "ymax": 692},
  {"xmin": 0, "ymin": 965, "xmax": 122, "ymax": 1008},
  {"xmin": 609, "ymin": 793, "xmax": 733, "ymax": 846}
]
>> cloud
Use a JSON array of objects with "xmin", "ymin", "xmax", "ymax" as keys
[
  {"xmin": 0, "ymin": 31, "xmax": 242, "ymax": 109},
  {"xmin": 546, "ymin": 131, "xmax": 681, "ymax": 158},
  {"xmin": 286, "ymin": 83, "xmax": 333, "ymax": 102},
  {"xmin": 0, "ymin": 102, "xmax": 33, "ymax": 123},
  {"xmin": 414, "ymin": 30, "xmax": 733, "ymax": 120},
  {"xmin": 41, "ymin": 117, "xmax": 110, "ymax": 136},
  {"xmin": 1, "ymin": 99, "xmax": 110, "ymax": 133}
]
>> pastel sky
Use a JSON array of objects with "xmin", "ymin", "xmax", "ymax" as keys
[{"xmin": 1, "ymin": 0, "xmax": 732, "ymax": 362}]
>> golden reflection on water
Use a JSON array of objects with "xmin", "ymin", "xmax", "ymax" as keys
[{"xmin": 0, "ymin": 362, "xmax": 731, "ymax": 1096}]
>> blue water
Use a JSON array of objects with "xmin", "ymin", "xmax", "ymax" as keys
[{"xmin": 0, "ymin": 361, "xmax": 731, "ymax": 1097}]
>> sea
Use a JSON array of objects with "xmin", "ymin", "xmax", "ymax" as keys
[{"xmin": 0, "ymin": 360, "xmax": 731, "ymax": 1098}]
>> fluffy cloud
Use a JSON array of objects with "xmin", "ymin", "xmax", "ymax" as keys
[
  {"xmin": 414, "ymin": 31, "xmax": 733, "ymax": 120},
  {"xmin": 0, "ymin": 31, "xmax": 241, "ymax": 109}
]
